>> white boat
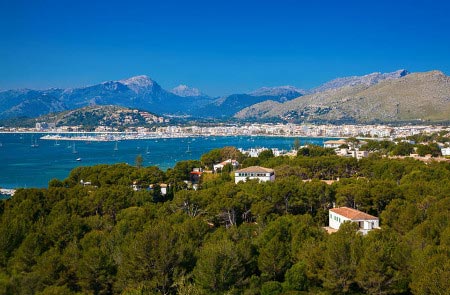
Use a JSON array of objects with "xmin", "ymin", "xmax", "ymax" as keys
[{"xmin": 76, "ymin": 157, "xmax": 82, "ymax": 161}]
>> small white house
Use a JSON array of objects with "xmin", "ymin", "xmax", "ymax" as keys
[
  {"xmin": 329, "ymin": 207, "xmax": 379, "ymax": 235},
  {"xmin": 213, "ymin": 159, "xmax": 239, "ymax": 172},
  {"xmin": 234, "ymin": 166, "xmax": 275, "ymax": 184}
]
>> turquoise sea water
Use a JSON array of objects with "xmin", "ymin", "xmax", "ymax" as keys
[{"xmin": 0, "ymin": 133, "xmax": 329, "ymax": 188}]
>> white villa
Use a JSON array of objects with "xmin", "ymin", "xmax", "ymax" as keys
[
  {"xmin": 234, "ymin": 166, "xmax": 275, "ymax": 184},
  {"xmin": 329, "ymin": 207, "xmax": 379, "ymax": 235}
]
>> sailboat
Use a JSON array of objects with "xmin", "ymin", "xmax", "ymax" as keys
[
  {"xmin": 114, "ymin": 141, "xmax": 119, "ymax": 151},
  {"xmin": 186, "ymin": 143, "xmax": 191, "ymax": 154},
  {"xmin": 72, "ymin": 143, "xmax": 78, "ymax": 154},
  {"xmin": 146, "ymin": 145, "xmax": 150, "ymax": 154},
  {"xmin": 30, "ymin": 135, "xmax": 39, "ymax": 148}
]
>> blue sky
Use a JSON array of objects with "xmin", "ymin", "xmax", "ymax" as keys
[{"xmin": 1, "ymin": 0, "xmax": 450, "ymax": 96}]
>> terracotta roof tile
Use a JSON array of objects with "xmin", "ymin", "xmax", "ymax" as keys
[
  {"xmin": 235, "ymin": 166, "xmax": 274, "ymax": 173},
  {"xmin": 330, "ymin": 207, "xmax": 378, "ymax": 220}
]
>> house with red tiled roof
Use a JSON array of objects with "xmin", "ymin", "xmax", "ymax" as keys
[
  {"xmin": 234, "ymin": 166, "xmax": 275, "ymax": 184},
  {"xmin": 329, "ymin": 206, "xmax": 379, "ymax": 235}
]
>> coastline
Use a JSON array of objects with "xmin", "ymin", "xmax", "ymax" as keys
[
  {"xmin": 0, "ymin": 134, "xmax": 329, "ymax": 190},
  {"xmin": 1, "ymin": 131, "xmax": 369, "ymax": 141}
]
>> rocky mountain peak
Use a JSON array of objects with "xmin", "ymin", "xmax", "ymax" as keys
[
  {"xmin": 170, "ymin": 85, "xmax": 204, "ymax": 97},
  {"xmin": 312, "ymin": 69, "xmax": 410, "ymax": 93},
  {"xmin": 117, "ymin": 75, "xmax": 156, "ymax": 93}
]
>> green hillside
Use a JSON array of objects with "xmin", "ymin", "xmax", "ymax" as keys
[{"xmin": 0, "ymin": 146, "xmax": 449, "ymax": 294}]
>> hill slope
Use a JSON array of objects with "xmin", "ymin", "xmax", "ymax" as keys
[
  {"xmin": 3, "ymin": 105, "xmax": 167, "ymax": 128},
  {"xmin": 235, "ymin": 70, "xmax": 450, "ymax": 123}
]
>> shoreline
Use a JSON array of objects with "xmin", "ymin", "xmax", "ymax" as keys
[{"xmin": 1, "ymin": 131, "xmax": 375, "ymax": 141}]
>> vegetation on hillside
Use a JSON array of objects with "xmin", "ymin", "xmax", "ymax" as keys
[{"xmin": 0, "ymin": 147, "xmax": 449, "ymax": 294}]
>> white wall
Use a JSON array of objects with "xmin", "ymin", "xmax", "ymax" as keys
[
  {"xmin": 234, "ymin": 172, "xmax": 275, "ymax": 184},
  {"xmin": 329, "ymin": 212, "xmax": 379, "ymax": 232},
  {"xmin": 329, "ymin": 212, "xmax": 350, "ymax": 229}
]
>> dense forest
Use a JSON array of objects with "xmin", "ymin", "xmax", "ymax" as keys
[{"xmin": 0, "ymin": 145, "xmax": 449, "ymax": 294}]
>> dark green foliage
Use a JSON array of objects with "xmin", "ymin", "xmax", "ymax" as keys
[
  {"xmin": 261, "ymin": 281, "xmax": 283, "ymax": 295},
  {"xmin": 258, "ymin": 149, "xmax": 275, "ymax": 161},
  {"xmin": 415, "ymin": 142, "xmax": 442, "ymax": 156},
  {"xmin": 297, "ymin": 144, "xmax": 335, "ymax": 157},
  {"xmin": 200, "ymin": 146, "xmax": 245, "ymax": 169},
  {"xmin": 0, "ymin": 149, "xmax": 449, "ymax": 294},
  {"xmin": 282, "ymin": 262, "xmax": 308, "ymax": 292},
  {"xmin": 193, "ymin": 236, "xmax": 245, "ymax": 293},
  {"xmin": 360, "ymin": 139, "xmax": 395, "ymax": 153},
  {"xmin": 392, "ymin": 141, "xmax": 414, "ymax": 156}
]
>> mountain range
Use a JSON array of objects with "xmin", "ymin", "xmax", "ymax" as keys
[
  {"xmin": 0, "ymin": 75, "xmax": 304, "ymax": 120},
  {"xmin": 236, "ymin": 70, "xmax": 450, "ymax": 123},
  {"xmin": 1, "ymin": 69, "xmax": 449, "ymax": 124}
]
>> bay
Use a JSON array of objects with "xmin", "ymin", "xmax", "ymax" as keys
[{"xmin": 0, "ymin": 133, "xmax": 329, "ymax": 188}]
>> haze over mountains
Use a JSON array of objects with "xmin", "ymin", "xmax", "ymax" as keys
[{"xmin": 1, "ymin": 69, "xmax": 449, "ymax": 123}]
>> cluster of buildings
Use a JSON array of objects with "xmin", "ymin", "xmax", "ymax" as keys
[
  {"xmin": 323, "ymin": 139, "xmax": 369, "ymax": 160},
  {"xmin": 2, "ymin": 123, "xmax": 449, "ymax": 140},
  {"xmin": 238, "ymin": 147, "xmax": 296, "ymax": 157},
  {"xmin": 149, "ymin": 123, "xmax": 450, "ymax": 139}
]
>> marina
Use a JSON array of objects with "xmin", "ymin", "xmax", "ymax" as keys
[{"xmin": 0, "ymin": 133, "xmax": 328, "ymax": 189}]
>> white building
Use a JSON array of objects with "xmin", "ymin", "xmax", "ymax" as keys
[
  {"xmin": 441, "ymin": 147, "xmax": 450, "ymax": 156},
  {"xmin": 335, "ymin": 148, "xmax": 368, "ymax": 160},
  {"xmin": 329, "ymin": 207, "xmax": 379, "ymax": 235},
  {"xmin": 213, "ymin": 159, "xmax": 239, "ymax": 172},
  {"xmin": 234, "ymin": 166, "xmax": 275, "ymax": 184},
  {"xmin": 353, "ymin": 150, "xmax": 369, "ymax": 160},
  {"xmin": 324, "ymin": 139, "xmax": 347, "ymax": 148}
]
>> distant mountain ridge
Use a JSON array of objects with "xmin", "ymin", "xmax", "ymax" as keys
[
  {"xmin": 170, "ymin": 85, "xmax": 205, "ymax": 97},
  {"xmin": 311, "ymin": 69, "xmax": 409, "ymax": 93},
  {"xmin": 236, "ymin": 70, "xmax": 450, "ymax": 123},
  {"xmin": 0, "ymin": 75, "xmax": 212, "ymax": 119},
  {"xmin": 249, "ymin": 86, "xmax": 307, "ymax": 97},
  {"xmin": 0, "ymin": 76, "xmax": 304, "ymax": 120},
  {"xmin": 191, "ymin": 86, "xmax": 305, "ymax": 118},
  {"xmin": 1, "ymin": 69, "xmax": 449, "ymax": 124}
]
